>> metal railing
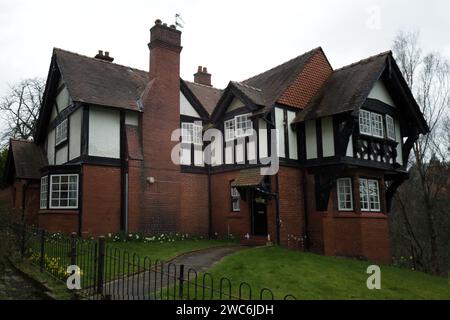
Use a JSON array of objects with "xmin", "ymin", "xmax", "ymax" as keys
[{"xmin": 7, "ymin": 222, "xmax": 296, "ymax": 300}]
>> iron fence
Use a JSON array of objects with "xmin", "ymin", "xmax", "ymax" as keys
[{"xmin": 7, "ymin": 222, "xmax": 296, "ymax": 300}]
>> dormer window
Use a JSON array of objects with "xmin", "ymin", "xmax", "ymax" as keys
[
  {"xmin": 224, "ymin": 113, "xmax": 253, "ymax": 141},
  {"xmin": 370, "ymin": 113, "xmax": 384, "ymax": 138},
  {"xmin": 55, "ymin": 119, "xmax": 68, "ymax": 146}
]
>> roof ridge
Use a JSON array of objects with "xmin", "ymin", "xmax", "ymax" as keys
[
  {"xmin": 184, "ymin": 80, "xmax": 224, "ymax": 92},
  {"xmin": 241, "ymin": 47, "xmax": 322, "ymax": 83},
  {"xmin": 53, "ymin": 47, "xmax": 149, "ymax": 74},
  {"xmin": 335, "ymin": 50, "xmax": 392, "ymax": 72},
  {"xmin": 232, "ymin": 81, "xmax": 262, "ymax": 92}
]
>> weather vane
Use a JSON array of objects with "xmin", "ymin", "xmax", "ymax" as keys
[{"xmin": 175, "ymin": 13, "xmax": 185, "ymax": 29}]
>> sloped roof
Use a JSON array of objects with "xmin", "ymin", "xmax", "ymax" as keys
[
  {"xmin": 230, "ymin": 81, "xmax": 266, "ymax": 106},
  {"xmin": 184, "ymin": 81, "xmax": 223, "ymax": 115},
  {"xmin": 241, "ymin": 48, "xmax": 321, "ymax": 107},
  {"xmin": 8, "ymin": 140, "xmax": 47, "ymax": 180},
  {"xmin": 293, "ymin": 52, "xmax": 390, "ymax": 123},
  {"xmin": 54, "ymin": 48, "xmax": 149, "ymax": 111}
]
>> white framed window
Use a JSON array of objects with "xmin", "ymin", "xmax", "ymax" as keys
[
  {"xmin": 224, "ymin": 119, "xmax": 235, "ymax": 142},
  {"xmin": 49, "ymin": 174, "xmax": 79, "ymax": 209},
  {"xmin": 181, "ymin": 123, "xmax": 203, "ymax": 145},
  {"xmin": 181, "ymin": 123, "xmax": 193, "ymax": 143},
  {"xmin": 359, "ymin": 179, "xmax": 370, "ymax": 211},
  {"xmin": 193, "ymin": 124, "xmax": 203, "ymax": 145},
  {"xmin": 337, "ymin": 178, "xmax": 353, "ymax": 211},
  {"xmin": 359, "ymin": 110, "xmax": 372, "ymax": 135},
  {"xmin": 371, "ymin": 113, "xmax": 384, "ymax": 138},
  {"xmin": 40, "ymin": 176, "xmax": 48, "ymax": 209},
  {"xmin": 235, "ymin": 114, "xmax": 253, "ymax": 138},
  {"xmin": 230, "ymin": 185, "xmax": 240, "ymax": 212},
  {"xmin": 55, "ymin": 119, "xmax": 68, "ymax": 146},
  {"xmin": 359, "ymin": 178, "xmax": 381, "ymax": 212},
  {"xmin": 386, "ymin": 115, "xmax": 395, "ymax": 140}
]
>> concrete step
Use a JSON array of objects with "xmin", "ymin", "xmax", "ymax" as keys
[{"xmin": 240, "ymin": 236, "xmax": 270, "ymax": 247}]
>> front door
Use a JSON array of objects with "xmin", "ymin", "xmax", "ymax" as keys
[{"xmin": 252, "ymin": 193, "xmax": 268, "ymax": 236}]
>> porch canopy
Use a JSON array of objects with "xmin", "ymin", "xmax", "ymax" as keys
[{"xmin": 231, "ymin": 168, "xmax": 265, "ymax": 188}]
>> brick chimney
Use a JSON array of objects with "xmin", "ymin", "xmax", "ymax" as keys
[
  {"xmin": 194, "ymin": 66, "xmax": 212, "ymax": 87},
  {"xmin": 139, "ymin": 19, "xmax": 183, "ymax": 234}
]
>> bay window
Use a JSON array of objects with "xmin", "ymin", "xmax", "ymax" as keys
[
  {"xmin": 49, "ymin": 174, "xmax": 79, "ymax": 209},
  {"xmin": 359, "ymin": 178, "xmax": 381, "ymax": 212},
  {"xmin": 386, "ymin": 115, "xmax": 395, "ymax": 140},
  {"xmin": 370, "ymin": 113, "xmax": 384, "ymax": 138},
  {"xmin": 337, "ymin": 178, "xmax": 353, "ymax": 211},
  {"xmin": 40, "ymin": 176, "xmax": 48, "ymax": 209}
]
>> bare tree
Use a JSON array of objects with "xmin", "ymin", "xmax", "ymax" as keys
[
  {"xmin": 392, "ymin": 31, "xmax": 450, "ymax": 275},
  {"xmin": 0, "ymin": 78, "xmax": 45, "ymax": 145}
]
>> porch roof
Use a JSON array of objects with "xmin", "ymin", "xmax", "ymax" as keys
[{"xmin": 231, "ymin": 168, "xmax": 265, "ymax": 187}]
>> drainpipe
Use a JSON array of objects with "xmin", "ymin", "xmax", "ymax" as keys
[
  {"xmin": 207, "ymin": 164, "xmax": 213, "ymax": 239},
  {"xmin": 302, "ymin": 172, "xmax": 310, "ymax": 251},
  {"xmin": 275, "ymin": 174, "xmax": 281, "ymax": 245}
]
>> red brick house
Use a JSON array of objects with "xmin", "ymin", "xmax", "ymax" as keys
[{"xmin": 4, "ymin": 19, "xmax": 429, "ymax": 263}]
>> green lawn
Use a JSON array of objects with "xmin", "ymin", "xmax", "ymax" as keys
[{"xmin": 204, "ymin": 246, "xmax": 449, "ymax": 300}]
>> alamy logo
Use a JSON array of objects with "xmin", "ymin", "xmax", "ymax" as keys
[
  {"xmin": 66, "ymin": 265, "xmax": 81, "ymax": 290},
  {"xmin": 171, "ymin": 127, "xmax": 280, "ymax": 175},
  {"xmin": 366, "ymin": 265, "xmax": 381, "ymax": 290}
]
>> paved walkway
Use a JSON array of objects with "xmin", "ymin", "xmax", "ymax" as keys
[{"xmin": 98, "ymin": 246, "xmax": 245, "ymax": 300}]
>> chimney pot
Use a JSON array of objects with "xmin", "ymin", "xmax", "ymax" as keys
[
  {"xmin": 95, "ymin": 50, "xmax": 114, "ymax": 62},
  {"xmin": 155, "ymin": 19, "xmax": 162, "ymax": 25},
  {"xmin": 203, "ymin": 67, "xmax": 207, "ymax": 73},
  {"xmin": 198, "ymin": 66, "xmax": 202, "ymax": 72},
  {"xmin": 170, "ymin": 24, "xmax": 176, "ymax": 29}
]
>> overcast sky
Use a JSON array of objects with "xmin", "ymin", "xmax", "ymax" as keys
[{"xmin": 0, "ymin": 0, "xmax": 449, "ymax": 120}]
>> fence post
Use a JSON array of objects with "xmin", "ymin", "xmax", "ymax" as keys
[
  {"xmin": 39, "ymin": 229, "xmax": 45, "ymax": 272},
  {"xmin": 96, "ymin": 236, "xmax": 106, "ymax": 296},
  {"xmin": 70, "ymin": 232, "xmax": 77, "ymax": 266},
  {"xmin": 178, "ymin": 264, "xmax": 185, "ymax": 300},
  {"xmin": 20, "ymin": 222, "xmax": 26, "ymax": 260}
]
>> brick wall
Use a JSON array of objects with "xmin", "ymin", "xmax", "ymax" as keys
[
  {"xmin": 277, "ymin": 49, "xmax": 333, "ymax": 109},
  {"xmin": 81, "ymin": 164, "xmax": 121, "ymax": 237},
  {"xmin": 278, "ymin": 167, "xmax": 305, "ymax": 249},
  {"xmin": 39, "ymin": 211, "xmax": 78, "ymax": 234},
  {"xmin": 179, "ymin": 173, "xmax": 209, "ymax": 235}
]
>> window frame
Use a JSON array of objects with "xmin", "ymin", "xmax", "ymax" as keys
[
  {"xmin": 359, "ymin": 109, "xmax": 372, "ymax": 136},
  {"xmin": 337, "ymin": 178, "xmax": 354, "ymax": 212},
  {"xmin": 224, "ymin": 113, "xmax": 253, "ymax": 142},
  {"xmin": 40, "ymin": 176, "xmax": 48, "ymax": 209},
  {"xmin": 370, "ymin": 112, "xmax": 384, "ymax": 138},
  {"xmin": 230, "ymin": 183, "xmax": 241, "ymax": 212},
  {"xmin": 235, "ymin": 113, "xmax": 253, "ymax": 138},
  {"xmin": 49, "ymin": 174, "xmax": 79, "ymax": 210},
  {"xmin": 359, "ymin": 178, "xmax": 381, "ymax": 213},
  {"xmin": 224, "ymin": 119, "xmax": 235, "ymax": 142},
  {"xmin": 55, "ymin": 119, "xmax": 68, "ymax": 146},
  {"xmin": 181, "ymin": 122, "xmax": 203, "ymax": 146},
  {"xmin": 385, "ymin": 115, "xmax": 396, "ymax": 141}
]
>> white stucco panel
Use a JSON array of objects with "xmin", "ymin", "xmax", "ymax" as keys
[
  {"xmin": 275, "ymin": 107, "xmax": 285, "ymax": 158},
  {"xmin": 321, "ymin": 117, "xmax": 335, "ymax": 157},
  {"xmin": 305, "ymin": 120, "xmax": 317, "ymax": 160},
  {"xmin": 258, "ymin": 119, "xmax": 268, "ymax": 159},
  {"xmin": 69, "ymin": 108, "xmax": 82, "ymax": 161},
  {"xmin": 88, "ymin": 107, "xmax": 121, "ymax": 159},
  {"xmin": 287, "ymin": 111, "xmax": 298, "ymax": 160},
  {"xmin": 47, "ymin": 129, "xmax": 55, "ymax": 165},
  {"xmin": 368, "ymin": 80, "xmax": 396, "ymax": 107},
  {"xmin": 180, "ymin": 92, "xmax": 201, "ymax": 118},
  {"xmin": 226, "ymin": 97, "xmax": 245, "ymax": 113}
]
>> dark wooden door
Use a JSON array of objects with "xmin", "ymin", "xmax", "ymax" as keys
[{"xmin": 252, "ymin": 199, "xmax": 268, "ymax": 236}]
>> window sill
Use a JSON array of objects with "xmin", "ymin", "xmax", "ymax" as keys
[
  {"xmin": 39, "ymin": 209, "xmax": 79, "ymax": 215},
  {"xmin": 333, "ymin": 212, "xmax": 386, "ymax": 219}
]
